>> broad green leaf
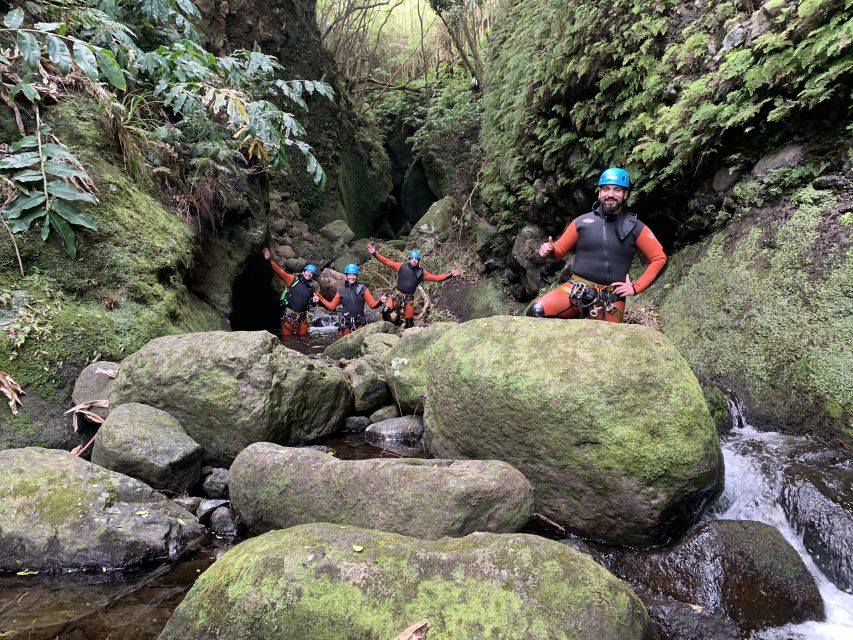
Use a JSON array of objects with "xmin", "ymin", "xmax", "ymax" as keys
[
  {"xmin": 73, "ymin": 41, "xmax": 98, "ymax": 80},
  {"xmin": 7, "ymin": 207, "xmax": 46, "ymax": 233},
  {"xmin": 48, "ymin": 212, "xmax": 77, "ymax": 257},
  {"xmin": 10, "ymin": 136, "xmax": 38, "ymax": 152},
  {"xmin": 2, "ymin": 193, "xmax": 46, "ymax": 219},
  {"xmin": 41, "ymin": 143, "xmax": 77, "ymax": 161},
  {"xmin": 95, "ymin": 48, "xmax": 125, "ymax": 90},
  {"xmin": 11, "ymin": 169, "xmax": 44, "ymax": 182},
  {"xmin": 51, "ymin": 199, "xmax": 97, "ymax": 230},
  {"xmin": 20, "ymin": 82, "xmax": 39, "ymax": 101},
  {"xmin": 17, "ymin": 31, "xmax": 41, "ymax": 70},
  {"xmin": 46, "ymin": 180, "xmax": 97, "ymax": 202},
  {"xmin": 177, "ymin": 0, "xmax": 201, "ymax": 18},
  {"xmin": 41, "ymin": 212, "xmax": 50, "ymax": 240},
  {"xmin": 3, "ymin": 8, "xmax": 24, "ymax": 29},
  {"xmin": 46, "ymin": 34, "xmax": 71, "ymax": 74},
  {"xmin": 0, "ymin": 53, "xmax": 9, "ymax": 64},
  {"xmin": 43, "ymin": 160, "xmax": 88, "ymax": 179},
  {"xmin": 0, "ymin": 152, "xmax": 41, "ymax": 169},
  {"xmin": 34, "ymin": 22, "xmax": 62, "ymax": 32}
]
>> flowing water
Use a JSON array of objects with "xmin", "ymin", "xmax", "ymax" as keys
[{"xmin": 711, "ymin": 401, "xmax": 853, "ymax": 640}]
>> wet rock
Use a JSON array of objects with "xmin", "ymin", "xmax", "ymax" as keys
[
  {"xmin": 369, "ymin": 404, "xmax": 400, "ymax": 423},
  {"xmin": 230, "ymin": 443, "xmax": 533, "ymax": 538},
  {"xmin": 508, "ymin": 224, "xmax": 548, "ymax": 299},
  {"xmin": 752, "ymin": 144, "xmax": 805, "ymax": 177},
  {"xmin": 305, "ymin": 445, "xmax": 335, "ymax": 455},
  {"xmin": 781, "ymin": 463, "xmax": 853, "ymax": 593},
  {"xmin": 385, "ymin": 322, "xmax": 455, "ymax": 413},
  {"xmin": 640, "ymin": 593, "xmax": 739, "ymax": 640},
  {"xmin": 196, "ymin": 499, "xmax": 229, "ymax": 523},
  {"xmin": 209, "ymin": 506, "xmax": 239, "ymax": 538},
  {"xmin": 318, "ymin": 267, "xmax": 345, "ymax": 299},
  {"xmin": 323, "ymin": 321, "xmax": 398, "ymax": 359},
  {"xmin": 91, "ymin": 403, "xmax": 203, "ymax": 493},
  {"xmin": 424, "ymin": 316, "xmax": 723, "ymax": 547},
  {"xmin": 344, "ymin": 416, "xmax": 371, "ymax": 432},
  {"xmin": 173, "ymin": 495, "xmax": 202, "ymax": 514},
  {"xmin": 71, "ymin": 361, "xmax": 119, "ymax": 420},
  {"xmin": 365, "ymin": 416, "xmax": 424, "ymax": 445},
  {"xmin": 344, "ymin": 358, "xmax": 390, "ymax": 413},
  {"xmin": 161, "ymin": 524, "xmax": 649, "ymax": 640},
  {"xmin": 606, "ymin": 520, "xmax": 824, "ymax": 634},
  {"xmin": 712, "ymin": 167, "xmax": 741, "ymax": 193},
  {"xmin": 319, "ymin": 219, "xmax": 354, "ymax": 245},
  {"xmin": 0, "ymin": 448, "xmax": 203, "ymax": 572},
  {"xmin": 111, "ymin": 331, "xmax": 352, "ymax": 463},
  {"xmin": 201, "ymin": 467, "xmax": 229, "ymax": 499}
]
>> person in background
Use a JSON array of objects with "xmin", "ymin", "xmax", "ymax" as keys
[
  {"xmin": 317, "ymin": 263, "xmax": 386, "ymax": 336},
  {"xmin": 262, "ymin": 247, "xmax": 319, "ymax": 336}
]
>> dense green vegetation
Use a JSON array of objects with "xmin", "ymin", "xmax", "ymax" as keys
[{"xmin": 482, "ymin": 0, "xmax": 853, "ymax": 229}]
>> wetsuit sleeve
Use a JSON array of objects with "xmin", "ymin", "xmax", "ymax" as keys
[
  {"xmin": 632, "ymin": 225, "xmax": 667, "ymax": 294},
  {"xmin": 269, "ymin": 259, "xmax": 295, "ymax": 286},
  {"xmin": 318, "ymin": 292, "xmax": 340, "ymax": 311},
  {"xmin": 374, "ymin": 252, "xmax": 402, "ymax": 272},
  {"xmin": 422, "ymin": 270, "xmax": 453, "ymax": 282},
  {"xmin": 364, "ymin": 288, "xmax": 383, "ymax": 309},
  {"xmin": 552, "ymin": 220, "xmax": 579, "ymax": 260}
]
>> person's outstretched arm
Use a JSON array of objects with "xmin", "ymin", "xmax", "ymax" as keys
[
  {"xmin": 317, "ymin": 292, "xmax": 341, "ymax": 311},
  {"xmin": 364, "ymin": 288, "xmax": 385, "ymax": 309},
  {"xmin": 263, "ymin": 247, "xmax": 295, "ymax": 285},
  {"xmin": 367, "ymin": 242, "xmax": 402, "ymax": 272},
  {"xmin": 422, "ymin": 267, "xmax": 462, "ymax": 282}
]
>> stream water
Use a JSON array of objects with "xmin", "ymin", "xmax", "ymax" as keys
[{"xmin": 0, "ymin": 378, "xmax": 849, "ymax": 638}]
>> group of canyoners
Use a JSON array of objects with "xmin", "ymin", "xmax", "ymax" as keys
[{"xmin": 263, "ymin": 168, "xmax": 667, "ymax": 337}]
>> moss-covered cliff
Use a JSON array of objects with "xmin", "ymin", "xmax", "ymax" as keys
[{"xmin": 0, "ymin": 98, "xmax": 222, "ymax": 451}]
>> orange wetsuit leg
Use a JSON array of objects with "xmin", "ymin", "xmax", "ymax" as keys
[
  {"xmin": 535, "ymin": 285, "xmax": 580, "ymax": 319},
  {"xmin": 403, "ymin": 301, "xmax": 416, "ymax": 320}
]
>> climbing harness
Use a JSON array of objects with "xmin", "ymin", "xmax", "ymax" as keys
[
  {"xmin": 382, "ymin": 290, "xmax": 415, "ymax": 326},
  {"xmin": 337, "ymin": 312, "xmax": 366, "ymax": 333},
  {"xmin": 564, "ymin": 274, "xmax": 624, "ymax": 321}
]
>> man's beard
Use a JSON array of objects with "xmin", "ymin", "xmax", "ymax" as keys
[{"xmin": 601, "ymin": 198, "xmax": 623, "ymax": 215}]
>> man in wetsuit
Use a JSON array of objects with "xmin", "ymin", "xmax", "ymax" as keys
[
  {"xmin": 367, "ymin": 243, "xmax": 462, "ymax": 329},
  {"xmin": 529, "ymin": 168, "xmax": 666, "ymax": 322},
  {"xmin": 263, "ymin": 247, "xmax": 320, "ymax": 336},
  {"xmin": 317, "ymin": 263, "xmax": 386, "ymax": 336}
]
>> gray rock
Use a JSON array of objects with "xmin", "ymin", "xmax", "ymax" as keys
[
  {"xmin": 209, "ymin": 506, "xmax": 239, "ymax": 538},
  {"xmin": 161, "ymin": 524, "xmax": 649, "ymax": 640},
  {"xmin": 607, "ymin": 520, "xmax": 824, "ymax": 634},
  {"xmin": 196, "ymin": 499, "xmax": 229, "ymax": 522},
  {"xmin": 323, "ymin": 320, "xmax": 398, "ymax": 360},
  {"xmin": 641, "ymin": 593, "xmax": 739, "ymax": 640},
  {"xmin": 111, "ymin": 332, "xmax": 352, "ymax": 464},
  {"xmin": 305, "ymin": 445, "xmax": 335, "ymax": 454},
  {"xmin": 720, "ymin": 24, "xmax": 745, "ymax": 53},
  {"xmin": 385, "ymin": 322, "xmax": 455, "ymax": 413},
  {"xmin": 0, "ymin": 448, "xmax": 203, "ymax": 572},
  {"xmin": 331, "ymin": 253, "xmax": 359, "ymax": 273},
  {"xmin": 752, "ymin": 144, "xmax": 806, "ymax": 177},
  {"xmin": 409, "ymin": 196, "xmax": 455, "ymax": 244},
  {"xmin": 344, "ymin": 416, "xmax": 371, "ymax": 432},
  {"xmin": 318, "ymin": 267, "xmax": 345, "ymax": 300},
  {"xmin": 712, "ymin": 167, "xmax": 741, "ymax": 193},
  {"xmin": 230, "ymin": 443, "xmax": 534, "ymax": 538},
  {"xmin": 369, "ymin": 405, "xmax": 399, "ymax": 423},
  {"xmin": 202, "ymin": 467, "xmax": 229, "ymax": 499},
  {"xmin": 91, "ymin": 403, "xmax": 203, "ymax": 493},
  {"xmin": 173, "ymin": 495, "xmax": 202, "ymax": 514},
  {"xmin": 344, "ymin": 358, "xmax": 390, "ymax": 413},
  {"xmin": 72, "ymin": 361, "xmax": 119, "ymax": 420},
  {"xmin": 319, "ymin": 219, "xmax": 355, "ymax": 245},
  {"xmin": 509, "ymin": 224, "xmax": 548, "ymax": 299},
  {"xmin": 365, "ymin": 416, "xmax": 424, "ymax": 445}
]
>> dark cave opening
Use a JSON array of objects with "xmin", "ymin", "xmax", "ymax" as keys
[{"xmin": 229, "ymin": 252, "xmax": 281, "ymax": 334}]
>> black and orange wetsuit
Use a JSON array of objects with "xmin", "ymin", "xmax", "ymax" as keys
[
  {"xmin": 318, "ymin": 282, "xmax": 383, "ymax": 336},
  {"xmin": 373, "ymin": 252, "xmax": 455, "ymax": 327},
  {"xmin": 530, "ymin": 205, "xmax": 666, "ymax": 323},
  {"xmin": 269, "ymin": 259, "xmax": 316, "ymax": 336}
]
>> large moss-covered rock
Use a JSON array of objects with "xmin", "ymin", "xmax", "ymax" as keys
[
  {"xmin": 643, "ymin": 182, "xmax": 852, "ymax": 439},
  {"xmin": 424, "ymin": 316, "xmax": 723, "ymax": 547},
  {"xmin": 161, "ymin": 523, "xmax": 649, "ymax": 639},
  {"xmin": 230, "ymin": 443, "xmax": 533, "ymax": 538},
  {"xmin": 111, "ymin": 331, "xmax": 351, "ymax": 463},
  {"xmin": 606, "ymin": 520, "xmax": 824, "ymax": 634},
  {"xmin": 323, "ymin": 320, "xmax": 397, "ymax": 359},
  {"xmin": 91, "ymin": 403, "xmax": 203, "ymax": 492},
  {"xmin": 0, "ymin": 448, "xmax": 203, "ymax": 571},
  {"xmin": 385, "ymin": 322, "xmax": 454, "ymax": 413}
]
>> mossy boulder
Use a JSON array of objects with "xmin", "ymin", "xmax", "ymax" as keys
[
  {"xmin": 160, "ymin": 523, "xmax": 649, "ymax": 639},
  {"xmin": 423, "ymin": 316, "xmax": 723, "ymax": 547},
  {"xmin": 322, "ymin": 320, "xmax": 398, "ymax": 360},
  {"xmin": 91, "ymin": 403, "xmax": 203, "ymax": 493},
  {"xmin": 110, "ymin": 331, "xmax": 352, "ymax": 463},
  {"xmin": 606, "ymin": 520, "xmax": 825, "ymax": 634},
  {"xmin": 0, "ymin": 447, "xmax": 203, "ymax": 572},
  {"xmin": 230, "ymin": 443, "xmax": 533, "ymax": 539},
  {"xmin": 385, "ymin": 322, "xmax": 454, "ymax": 413},
  {"xmin": 71, "ymin": 361, "xmax": 119, "ymax": 420},
  {"xmin": 409, "ymin": 196, "xmax": 456, "ymax": 246},
  {"xmin": 460, "ymin": 276, "xmax": 523, "ymax": 321},
  {"xmin": 343, "ymin": 358, "xmax": 390, "ymax": 412}
]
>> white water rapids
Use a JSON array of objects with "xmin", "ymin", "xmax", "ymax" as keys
[{"xmin": 710, "ymin": 401, "xmax": 853, "ymax": 639}]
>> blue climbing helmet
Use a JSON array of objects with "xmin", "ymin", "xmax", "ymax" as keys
[
  {"xmin": 343, "ymin": 263, "xmax": 359, "ymax": 275},
  {"xmin": 407, "ymin": 250, "xmax": 422, "ymax": 260},
  {"xmin": 303, "ymin": 264, "xmax": 317, "ymax": 274},
  {"xmin": 598, "ymin": 167, "xmax": 631, "ymax": 189}
]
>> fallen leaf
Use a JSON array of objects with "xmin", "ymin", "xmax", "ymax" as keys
[
  {"xmin": 15, "ymin": 569, "xmax": 38, "ymax": 576},
  {"xmin": 394, "ymin": 620, "xmax": 430, "ymax": 640},
  {"xmin": 352, "ymin": 544, "xmax": 364, "ymax": 553},
  {"xmin": 135, "ymin": 510, "xmax": 150, "ymax": 518},
  {"xmin": 177, "ymin": 518, "xmax": 186, "ymax": 526},
  {"xmin": 95, "ymin": 368, "xmax": 117, "ymax": 378},
  {"xmin": 0, "ymin": 371, "xmax": 24, "ymax": 415}
]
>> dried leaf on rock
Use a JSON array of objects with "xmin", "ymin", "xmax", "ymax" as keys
[
  {"xmin": 394, "ymin": 620, "xmax": 430, "ymax": 640},
  {"xmin": 95, "ymin": 367, "xmax": 117, "ymax": 378}
]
